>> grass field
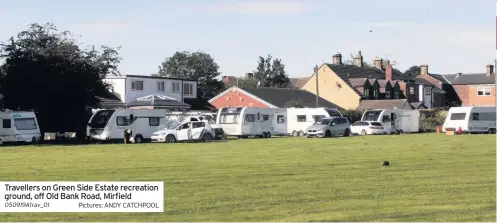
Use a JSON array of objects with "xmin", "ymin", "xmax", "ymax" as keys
[{"xmin": 0, "ymin": 134, "xmax": 495, "ymax": 222}]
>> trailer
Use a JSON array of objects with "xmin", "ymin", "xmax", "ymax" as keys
[
  {"xmin": 442, "ymin": 106, "xmax": 496, "ymax": 133},
  {"xmin": 0, "ymin": 111, "xmax": 42, "ymax": 145},
  {"xmin": 361, "ymin": 109, "xmax": 420, "ymax": 134},
  {"xmin": 216, "ymin": 107, "xmax": 286, "ymax": 138},
  {"xmin": 286, "ymin": 107, "xmax": 343, "ymax": 136}
]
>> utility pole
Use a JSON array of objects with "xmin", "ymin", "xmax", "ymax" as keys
[{"xmin": 314, "ymin": 65, "xmax": 319, "ymax": 107}]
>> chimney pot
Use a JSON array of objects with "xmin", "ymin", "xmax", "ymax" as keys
[
  {"xmin": 353, "ymin": 51, "xmax": 363, "ymax": 67},
  {"xmin": 332, "ymin": 53, "xmax": 342, "ymax": 65},
  {"xmin": 420, "ymin": 64, "xmax": 429, "ymax": 75},
  {"xmin": 486, "ymin": 64, "xmax": 494, "ymax": 76},
  {"xmin": 373, "ymin": 57, "xmax": 383, "ymax": 70}
]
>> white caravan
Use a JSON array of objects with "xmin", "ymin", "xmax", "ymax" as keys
[
  {"xmin": 442, "ymin": 106, "xmax": 496, "ymax": 133},
  {"xmin": 216, "ymin": 107, "xmax": 286, "ymax": 138},
  {"xmin": 87, "ymin": 109, "xmax": 169, "ymax": 143},
  {"xmin": 361, "ymin": 109, "xmax": 420, "ymax": 134},
  {"xmin": 286, "ymin": 108, "xmax": 343, "ymax": 136},
  {"xmin": 0, "ymin": 111, "xmax": 41, "ymax": 145}
]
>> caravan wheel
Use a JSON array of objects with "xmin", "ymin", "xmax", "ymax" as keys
[
  {"xmin": 298, "ymin": 131, "xmax": 305, "ymax": 137},
  {"xmin": 292, "ymin": 130, "xmax": 298, "ymax": 137},
  {"xmin": 267, "ymin": 132, "xmax": 271, "ymax": 138},
  {"xmin": 134, "ymin": 135, "xmax": 143, "ymax": 143}
]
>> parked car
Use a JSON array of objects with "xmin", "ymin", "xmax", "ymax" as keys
[
  {"xmin": 151, "ymin": 121, "xmax": 215, "ymax": 143},
  {"xmin": 306, "ymin": 117, "xmax": 351, "ymax": 138},
  {"xmin": 351, "ymin": 121, "xmax": 385, "ymax": 135}
]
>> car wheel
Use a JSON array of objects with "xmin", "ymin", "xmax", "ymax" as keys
[
  {"xmin": 325, "ymin": 130, "xmax": 331, "ymax": 137},
  {"xmin": 31, "ymin": 137, "xmax": 38, "ymax": 144},
  {"xmin": 0, "ymin": 139, "xmax": 3, "ymax": 146},
  {"xmin": 343, "ymin": 128, "xmax": 350, "ymax": 137},
  {"xmin": 361, "ymin": 130, "xmax": 367, "ymax": 136},
  {"xmin": 298, "ymin": 131, "xmax": 305, "ymax": 137},
  {"xmin": 165, "ymin": 135, "xmax": 176, "ymax": 143},
  {"xmin": 134, "ymin": 135, "xmax": 143, "ymax": 143},
  {"xmin": 202, "ymin": 133, "xmax": 212, "ymax": 142}
]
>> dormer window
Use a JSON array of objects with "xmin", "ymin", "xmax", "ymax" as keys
[{"xmin": 393, "ymin": 90, "xmax": 399, "ymax": 99}]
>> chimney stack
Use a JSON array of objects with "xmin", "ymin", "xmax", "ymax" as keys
[
  {"xmin": 486, "ymin": 64, "xmax": 494, "ymax": 76},
  {"xmin": 245, "ymin": 73, "xmax": 254, "ymax": 78},
  {"xmin": 373, "ymin": 57, "xmax": 383, "ymax": 70},
  {"xmin": 332, "ymin": 53, "xmax": 342, "ymax": 65},
  {"xmin": 385, "ymin": 60, "xmax": 393, "ymax": 81},
  {"xmin": 353, "ymin": 51, "xmax": 363, "ymax": 67},
  {"xmin": 420, "ymin": 64, "xmax": 429, "ymax": 76}
]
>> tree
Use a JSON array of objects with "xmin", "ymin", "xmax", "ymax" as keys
[
  {"xmin": 0, "ymin": 23, "xmax": 121, "ymax": 138},
  {"xmin": 237, "ymin": 76, "xmax": 258, "ymax": 88},
  {"xmin": 285, "ymin": 99, "xmax": 304, "ymax": 108},
  {"xmin": 404, "ymin": 65, "xmax": 420, "ymax": 78},
  {"xmin": 157, "ymin": 51, "xmax": 224, "ymax": 99},
  {"xmin": 253, "ymin": 55, "xmax": 290, "ymax": 88}
]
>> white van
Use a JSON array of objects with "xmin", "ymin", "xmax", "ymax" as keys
[
  {"xmin": 286, "ymin": 108, "xmax": 343, "ymax": 136},
  {"xmin": 87, "ymin": 109, "xmax": 169, "ymax": 143},
  {"xmin": 216, "ymin": 107, "xmax": 286, "ymax": 138},
  {"xmin": 361, "ymin": 109, "xmax": 420, "ymax": 134},
  {"xmin": 0, "ymin": 111, "xmax": 41, "ymax": 145},
  {"xmin": 442, "ymin": 106, "xmax": 496, "ymax": 133}
]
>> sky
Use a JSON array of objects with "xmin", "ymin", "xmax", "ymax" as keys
[{"xmin": 0, "ymin": 0, "xmax": 494, "ymax": 78}]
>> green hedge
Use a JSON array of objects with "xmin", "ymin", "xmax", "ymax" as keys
[{"xmin": 419, "ymin": 107, "xmax": 449, "ymax": 132}]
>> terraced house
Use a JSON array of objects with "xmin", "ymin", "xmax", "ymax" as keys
[{"xmin": 300, "ymin": 52, "xmax": 445, "ymax": 110}]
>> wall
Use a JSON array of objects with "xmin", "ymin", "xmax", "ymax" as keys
[
  {"xmin": 123, "ymin": 77, "xmax": 189, "ymax": 103},
  {"xmin": 301, "ymin": 65, "xmax": 361, "ymax": 109},
  {"xmin": 210, "ymin": 88, "xmax": 270, "ymax": 109},
  {"xmin": 454, "ymin": 85, "xmax": 496, "ymax": 106},
  {"xmin": 104, "ymin": 78, "xmax": 126, "ymax": 102}
]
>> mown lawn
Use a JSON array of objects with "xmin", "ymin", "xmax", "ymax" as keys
[{"xmin": 0, "ymin": 134, "xmax": 494, "ymax": 222}]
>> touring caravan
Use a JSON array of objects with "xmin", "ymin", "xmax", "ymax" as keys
[
  {"xmin": 87, "ymin": 109, "xmax": 170, "ymax": 143},
  {"xmin": 216, "ymin": 107, "xmax": 286, "ymax": 138},
  {"xmin": 361, "ymin": 109, "xmax": 420, "ymax": 134},
  {"xmin": 286, "ymin": 108, "xmax": 343, "ymax": 136},
  {"xmin": 0, "ymin": 111, "xmax": 41, "ymax": 145},
  {"xmin": 442, "ymin": 106, "xmax": 496, "ymax": 133}
]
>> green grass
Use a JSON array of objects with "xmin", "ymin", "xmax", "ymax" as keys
[{"xmin": 0, "ymin": 134, "xmax": 495, "ymax": 222}]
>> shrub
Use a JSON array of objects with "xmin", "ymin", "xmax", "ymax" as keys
[
  {"xmin": 419, "ymin": 107, "xmax": 449, "ymax": 132},
  {"xmin": 340, "ymin": 109, "xmax": 363, "ymax": 123}
]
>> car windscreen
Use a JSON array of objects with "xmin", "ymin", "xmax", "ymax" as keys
[{"xmin": 315, "ymin": 119, "xmax": 331, "ymax": 125}]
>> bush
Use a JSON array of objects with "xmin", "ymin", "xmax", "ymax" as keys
[
  {"xmin": 419, "ymin": 107, "xmax": 449, "ymax": 132},
  {"xmin": 340, "ymin": 109, "xmax": 363, "ymax": 123}
]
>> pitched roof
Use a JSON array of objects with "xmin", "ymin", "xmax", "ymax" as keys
[
  {"xmin": 96, "ymin": 91, "xmax": 126, "ymax": 109},
  {"xmin": 184, "ymin": 98, "xmax": 216, "ymax": 111},
  {"xmin": 409, "ymin": 102, "xmax": 427, "ymax": 109},
  {"xmin": 289, "ymin": 77, "xmax": 311, "ymax": 89},
  {"xmin": 240, "ymin": 87, "xmax": 342, "ymax": 109},
  {"xmin": 376, "ymin": 80, "xmax": 391, "ymax": 88},
  {"xmin": 358, "ymin": 99, "xmax": 410, "ymax": 110},
  {"xmin": 441, "ymin": 73, "xmax": 495, "ymax": 85},
  {"xmin": 325, "ymin": 63, "xmax": 411, "ymax": 81},
  {"xmin": 427, "ymin": 73, "xmax": 450, "ymax": 84},
  {"xmin": 348, "ymin": 78, "xmax": 368, "ymax": 87},
  {"xmin": 414, "ymin": 78, "xmax": 445, "ymax": 93}
]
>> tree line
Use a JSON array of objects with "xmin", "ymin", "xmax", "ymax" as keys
[{"xmin": 0, "ymin": 23, "xmax": 421, "ymax": 138}]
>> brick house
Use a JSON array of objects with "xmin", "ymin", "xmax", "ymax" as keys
[
  {"xmin": 300, "ymin": 52, "xmax": 445, "ymax": 110},
  {"xmin": 208, "ymin": 86, "xmax": 341, "ymax": 109},
  {"xmin": 440, "ymin": 65, "xmax": 496, "ymax": 107},
  {"xmin": 415, "ymin": 65, "xmax": 460, "ymax": 106}
]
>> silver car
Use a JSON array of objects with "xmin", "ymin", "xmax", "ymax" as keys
[{"xmin": 306, "ymin": 117, "xmax": 351, "ymax": 138}]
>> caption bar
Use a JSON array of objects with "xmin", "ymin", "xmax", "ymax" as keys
[{"xmin": 0, "ymin": 181, "xmax": 163, "ymax": 212}]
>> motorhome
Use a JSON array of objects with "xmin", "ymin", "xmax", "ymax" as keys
[
  {"xmin": 0, "ymin": 111, "xmax": 41, "ymax": 145},
  {"xmin": 361, "ymin": 109, "xmax": 420, "ymax": 134},
  {"xmin": 216, "ymin": 107, "xmax": 286, "ymax": 138},
  {"xmin": 286, "ymin": 108, "xmax": 343, "ymax": 136},
  {"xmin": 87, "ymin": 109, "xmax": 170, "ymax": 143},
  {"xmin": 442, "ymin": 106, "xmax": 496, "ymax": 133}
]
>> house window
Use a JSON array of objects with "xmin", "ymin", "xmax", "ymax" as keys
[
  {"xmin": 424, "ymin": 87, "xmax": 431, "ymax": 95},
  {"xmin": 477, "ymin": 87, "xmax": 491, "ymax": 96},
  {"xmin": 373, "ymin": 90, "xmax": 378, "ymax": 98},
  {"xmin": 157, "ymin": 82, "xmax": 165, "ymax": 91},
  {"xmin": 2, "ymin": 119, "xmax": 11, "ymax": 128},
  {"xmin": 131, "ymin": 81, "xmax": 144, "ymax": 90},
  {"xmin": 409, "ymin": 86, "xmax": 415, "ymax": 95},
  {"xmin": 172, "ymin": 82, "xmax": 180, "ymax": 92},
  {"xmin": 385, "ymin": 90, "xmax": 391, "ymax": 99},
  {"xmin": 393, "ymin": 90, "xmax": 399, "ymax": 99},
  {"xmin": 297, "ymin": 115, "xmax": 306, "ymax": 122},
  {"xmin": 183, "ymin": 83, "xmax": 193, "ymax": 95},
  {"xmin": 364, "ymin": 89, "xmax": 369, "ymax": 97}
]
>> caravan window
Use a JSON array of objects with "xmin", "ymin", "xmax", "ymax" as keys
[
  {"xmin": 245, "ymin": 114, "xmax": 256, "ymax": 122},
  {"xmin": 312, "ymin": 115, "xmax": 325, "ymax": 122},
  {"xmin": 472, "ymin": 112, "xmax": 496, "ymax": 121},
  {"xmin": 450, "ymin": 113, "xmax": 466, "ymax": 120},
  {"xmin": 262, "ymin": 115, "xmax": 269, "ymax": 121},
  {"xmin": 149, "ymin": 117, "xmax": 160, "ymax": 126},
  {"xmin": 116, "ymin": 116, "xmax": 129, "ymax": 126},
  {"xmin": 363, "ymin": 111, "xmax": 382, "ymax": 121},
  {"xmin": 381, "ymin": 115, "xmax": 391, "ymax": 122},
  {"xmin": 297, "ymin": 115, "xmax": 306, "ymax": 122},
  {"xmin": 3, "ymin": 119, "xmax": 11, "ymax": 128},
  {"xmin": 277, "ymin": 115, "xmax": 285, "ymax": 123},
  {"xmin": 220, "ymin": 114, "xmax": 239, "ymax": 124},
  {"xmin": 14, "ymin": 118, "xmax": 37, "ymax": 130}
]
